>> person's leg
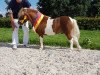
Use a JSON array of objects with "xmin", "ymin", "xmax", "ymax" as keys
[
  {"xmin": 22, "ymin": 21, "xmax": 29, "ymax": 46},
  {"xmin": 12, "ymin": 19, "xmax": 19, "ymax": 49}
]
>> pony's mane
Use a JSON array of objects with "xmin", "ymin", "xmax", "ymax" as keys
[
  {"xmin": 29, "ymin": 8, "xmax": 38, "ymax": 13},
  {"xmin": 18, "ymin": 8, "xmax": 38, "ymax": 18}
]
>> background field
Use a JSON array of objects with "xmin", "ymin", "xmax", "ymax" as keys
[{"xmin": 0, "ymin": 28, "xmax": 100, "ymax": 50}]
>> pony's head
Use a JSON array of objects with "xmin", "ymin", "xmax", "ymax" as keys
[{"xmin": 18, "ymin": 8, "xmax": 38, "ymax": 25}]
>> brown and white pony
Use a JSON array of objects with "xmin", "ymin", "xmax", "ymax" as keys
[{"xmin": 18, "ymin": 8, "xmax": 81, "ymax": 50}]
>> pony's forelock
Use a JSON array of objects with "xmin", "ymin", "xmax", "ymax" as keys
[{"xmin": 18, "ymin": 8, "xmax": 28, "ymax": 18}]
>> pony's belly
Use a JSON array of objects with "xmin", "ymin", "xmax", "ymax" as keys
[{"xmin": 44, "ymin": 18, "xmax": 55, "ymax": 35}]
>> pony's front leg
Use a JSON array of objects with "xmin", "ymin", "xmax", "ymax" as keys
[{"xmin": 39, "ymin": 36, "xmax": 43, "ymax": 50}]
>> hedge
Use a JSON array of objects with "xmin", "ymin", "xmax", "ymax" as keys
[
  {"xmin": 0, "ymin": 17, "xmax": 100, "ymax": 30},
  {"xmin": 76, "ymin": 17, "xmax": 100, "ymax": 30},
  {"xmin": 0, "ymin": 18, "xmax": 11, "ymax": 28}
]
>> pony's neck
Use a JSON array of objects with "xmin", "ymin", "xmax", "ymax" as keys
[{"xmin": 25, "ymin": 13, "xmax": 33, "ymax": 24}]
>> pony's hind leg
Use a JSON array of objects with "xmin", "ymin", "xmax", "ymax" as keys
[
  {"xmin": 73, "ymin": 36, "xmax": 81, "ymax": 50},
  {"xmin": 39, "ymin": 36, "xmax": 43, "ymax": 50},
  {"xmin": 69, "ymin": 38, "xmax": 74, "ymax": 50},
  {"xmin": 64, "ymin": 32, "xmax": 74, "ymax": 50}
]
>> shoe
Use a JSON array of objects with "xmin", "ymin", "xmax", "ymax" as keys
[
  {"xmin": 23, "ymin": 44, "xmax": 29, "ymax": 47},
  {"xmin": 12, "ymin": 45, "xmax": 17, "ymax": 50}
]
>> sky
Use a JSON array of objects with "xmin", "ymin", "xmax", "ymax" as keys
[{"xmin": 0, "ymin": 0, "xmax": 39, "ymax": 16}]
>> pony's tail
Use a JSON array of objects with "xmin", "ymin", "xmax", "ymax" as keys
[{"xmin": 72, "ymin": 19, "xmax": 80, "ymax": 39}]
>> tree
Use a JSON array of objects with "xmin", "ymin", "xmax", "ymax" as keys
[
  {"xmin": 4, "ymin": 0, "xmax": 10, "ymax": 17},
  {"xmin": 37, "ymin": 0, "xmax": 70, "ymax": 18},
  {"xmin": 0, "ymin": 14, "xmax": 3, "ymax": 18},
  {"xmin": 5, "ymin": 0, "xmax": 10, "ymax": 5},
  {"xmin": 87, "ymin": 0, "xmax": 100, "ymax": 17},
  {"xmin": 5, "ymin": 0, "xmax": 11, "ymax": 10},
  {"xmin": 37, "ymin": 0, "xmax": 93, "ymax": 18}
]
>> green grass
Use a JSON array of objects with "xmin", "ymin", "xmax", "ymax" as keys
[
  {"xmin": 79, "ymin": 30, "xmax": 100, "ymax": 50},
  {"xmin": 0, "ymin": 28, "xmax": 100, "ymax": 50}
]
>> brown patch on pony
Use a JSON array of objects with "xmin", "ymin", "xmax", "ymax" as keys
[
  {"xmin": 35, "ymin": 16, "xmax": 49, "ymax": 37},
  {"xmin": 52, "ymin": 17, "xmax": 62, "ymax": 34},
  {"xmin": 51, "ymin": 16, "xmax": 73, "ymax": 40},
  {"xmin": 60, "ymin": 16, "xmax": 73, "ymax": 40}
]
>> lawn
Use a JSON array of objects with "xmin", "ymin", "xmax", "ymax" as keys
[{"xmin": 0, "ymin": 28, "xmax": 100, "ymax": 50}]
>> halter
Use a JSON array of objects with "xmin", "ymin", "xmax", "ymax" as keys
[{"xmin": 19, "ymin": 15, "xmax": 27, "ymax": 24}]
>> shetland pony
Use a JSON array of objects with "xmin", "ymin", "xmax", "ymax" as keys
[{"xmin": 18, "ymin": 8, "xmax": 81, "ymax": 50}]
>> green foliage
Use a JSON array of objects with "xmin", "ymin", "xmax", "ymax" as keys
[
  {"xmin": 79, "ymin": 30, "xmax": 100, "ymax": 50},
  {"xmin": 82, "ymin": 37, "xmax": 95, "ymax": 49},
  {"xmin": 0, "ymin": 17, "xmax": 100, "ymax": 30},
  {"xmin": 37, "ymin": 0, "xmax": 99, "ymax": 17},
  {"xmin": 87, "ymin": 0, "xmax": 100, "ymax": 17},
  {"xmin": 37, "ymin": 0, "xmax": 70, "ymax": 18},
  {"xmin": 0, "ymin": 18, "xmax": 11, "ymax": 28},
  {"xmin": 76, "ymin": 17, "xmax": 100, "ymax": 30}
]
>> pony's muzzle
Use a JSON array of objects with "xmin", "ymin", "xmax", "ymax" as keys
[{"xmin": 18, "ymin": 20, "xmax": 23, "ymax": 25}]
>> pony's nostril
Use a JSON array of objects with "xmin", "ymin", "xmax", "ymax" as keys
[
  {"xmin": 18, "ymin": 21, "xmax": 20, "ymax": 24},
  {"xmin": 18, "ymin": 21, "xmax": 22, "ymax": 25}
]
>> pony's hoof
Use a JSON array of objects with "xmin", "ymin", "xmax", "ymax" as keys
[
  {"xmin": 70, "ymin": 47, "xmax": 73, "ymax": 50},
  {"xmin": 77, "ymin": 46, "xmax": 82, "ymax": 51},
  {"xmin": 39, "ymin": 47, "xmax": 43, "ymax": 50},
  {"xmin": 78, "ymin": 46, "xmax": 82, "ymax": 49}
]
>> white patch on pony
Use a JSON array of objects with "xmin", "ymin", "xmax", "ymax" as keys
[
  {"xmin": 69, "ymin": 38, "xmax": 73, "ymax": 50},
  {"xmin": 69, "ymin": 17, "xmax": 73, "ymax": 23},
  {"xmin": 69, "ymin": 17, "xmax": 81, "ymax": 49},
  {"xmin": 45, "ymin": 17, "xmax": 55, "ymax": 35},
  {"xmin": 69, "ymin": 17, "xmax": 80, "ymax": 39}
]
